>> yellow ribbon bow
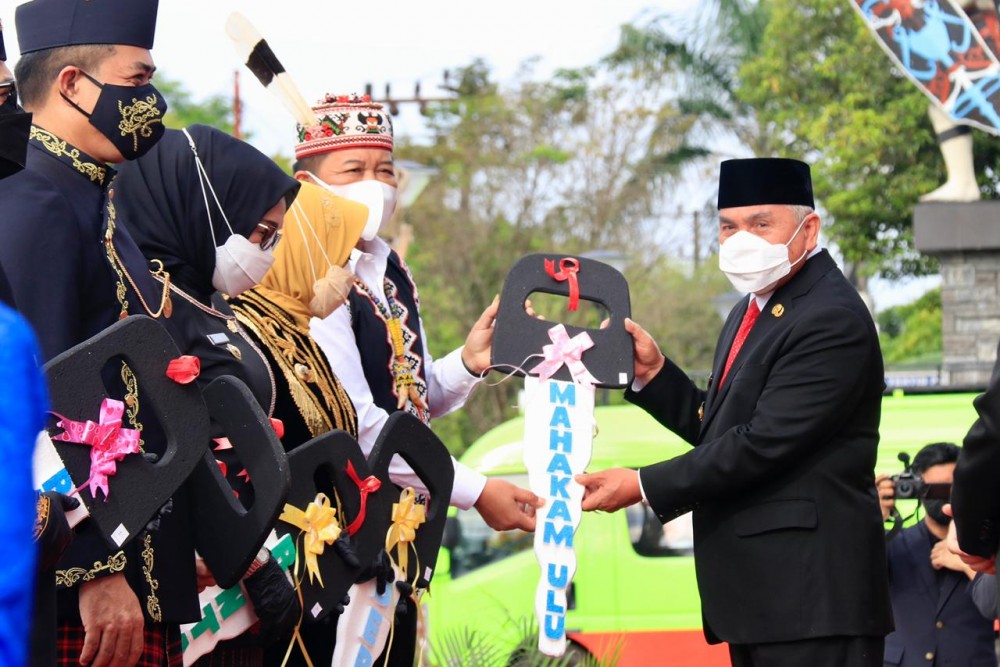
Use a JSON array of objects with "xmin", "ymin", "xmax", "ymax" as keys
[
  {"xmin": 385, "ymin": 487, "xmax": 426, "ymax": 577},
  {"xmin": 279, "ymin": 493, "xmax": 341, "ymax": 587}
]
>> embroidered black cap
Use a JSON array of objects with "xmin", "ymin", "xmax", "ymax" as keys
[
  {"xmin": 15, "ymin": 0, "xmax": 158, "ymax": 55},
  {"xmin": 717, "ymin": 157, "xmax": 814, "ymax": 210}
]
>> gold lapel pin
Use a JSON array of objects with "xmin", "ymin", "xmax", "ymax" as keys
[
  {"xmin": 698, "ymin": 402, "xmax": 705, "ymax": 422},
  {"xmin": 771, "ymin": 304, "xmax": 785, "ymax": 318}
]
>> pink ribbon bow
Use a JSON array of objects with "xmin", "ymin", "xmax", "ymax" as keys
[
  {"xmin": 52, "ymin": 398, "xmax": 142, "ymax": 501},
  {"xmin": 531, "ymin": 324, "xmax": 599, "ymax": 386}
]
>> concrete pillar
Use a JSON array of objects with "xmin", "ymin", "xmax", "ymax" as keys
[{"xmin": 914, "ymin": 202, "xmax": 1000, "ymax": 387}]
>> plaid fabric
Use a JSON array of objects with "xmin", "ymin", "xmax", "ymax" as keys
[
  {"xmin": 192, "ymin": 645, "xmax": 263, "ymax": 667},
  {"xmin": 57, "ymin": 621, "xmax": 182, "ymax": 667}
]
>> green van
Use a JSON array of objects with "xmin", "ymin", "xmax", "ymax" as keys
[{"xmin": 425, "ymin": 392, "xmax": 980, "ymax": 666}]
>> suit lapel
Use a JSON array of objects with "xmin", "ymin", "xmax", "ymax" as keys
[
  {"xmin": 698, "ymin": 251, "xmax": 838, "ymax": 439},
  {"xmin": 907, "ymin": 523, "xmax": 940, "ymax": 604},
  {"xmin": 702, "ymin": 296, "xmax": 749, "ymax": 420},
  {"xmin": 937, "ymin": 572, "xmax": 962, "ymax": 615}
]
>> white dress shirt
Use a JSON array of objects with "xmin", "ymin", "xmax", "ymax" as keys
[{"xmin": 309, "ymin": 236, "xmax": 487, "ymax": 509}]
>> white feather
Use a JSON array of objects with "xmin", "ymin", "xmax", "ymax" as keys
[{"xmin": 225, "ymin": 12, "xmax": 318, "ymax": 128}]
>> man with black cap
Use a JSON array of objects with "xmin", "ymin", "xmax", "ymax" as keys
[
  {"xmin": 0, "ymin": 18, "xmax": 31, "ymax": 308},
  {"xmin": 577, "ymin": 158, "xmax": 892, "ymax": 666},
  {"xmin": 1, "ymin": 2, "xmax": 199, "ymax": 666},
  {"xmin": 0, "ymin": 17, "xmax": 32, "ymax": 184}
]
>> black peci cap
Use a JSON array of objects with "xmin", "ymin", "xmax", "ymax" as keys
[
  {"xmin": 15, "ymin": 0, "xmax": 158, "ymax": 55},
  {"xmin": 717, "ymin": 157, "xmax": 814, "ymax": 210}
]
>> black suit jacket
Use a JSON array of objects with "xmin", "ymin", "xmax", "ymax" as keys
[
  {"xmin": 0, "ymin": 131, "xmax": 199, "ymax": 626},
  {"xmin": 954, "ymin": 344, "xmax": 1000, "ymax": 559},
  {"xmin": 883, "ymin": 522, "xmax": 995, "ymax": 666},
  {"xmin": 627, "ymin": 250, "xmax": 893, "ymax": 644}
]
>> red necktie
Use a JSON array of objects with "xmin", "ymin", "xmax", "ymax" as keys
[{"xmin": 719, "ymin": 300, "xmax": 760, "ymax": 388}]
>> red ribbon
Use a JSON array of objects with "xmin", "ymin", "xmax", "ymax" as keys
[
  {"xmin": 166, "ymin": 355, "xmax": 201, "ymax": 384},
  {"xmin": 544, "ymin": 258, "xmax": 581, "ymax": 312},
  {"xmin": 51, "ymin": 398, "xmax": 142, "ymax": 501},
  {"xmin": 345, "ymin": 459, "xmax": 382, "ymax": 536},
  {"xmin": 270, "ymin": 418, "xmax": 285, "ymax": 440}
]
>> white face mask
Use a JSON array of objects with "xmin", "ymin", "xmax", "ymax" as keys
[
  {"xmin": 718, "ymin": 217, "xmax": 809, "ymax": 294},
  {"xmin": 212, "ymin": 235, "xmax": 275, "ymax": 296},
  {"xmin": 182, "ymin": 127, "xmax": 277, "ymax": 297},
  {"xmin": 307, "ymin": 172, "xmax": 397, "ymax": 240}
]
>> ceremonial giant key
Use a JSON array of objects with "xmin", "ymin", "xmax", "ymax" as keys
[{"xmin": 493, "ymin": 253, "xmax": 632, "ymax": 656}]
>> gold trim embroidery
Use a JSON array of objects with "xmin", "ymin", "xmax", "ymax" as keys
[
  {"xmin": 103, "ymin": 194, "xmax": 173, "ymax": 320},
  {"xmin": 141, "ymin": 534, "xmax": 162, "ymax": 622},
  {"xmin": 117, "ymin": 94, "xmax": 163, "ymax": 153},
  {"xmin": 120, "ymin": 361, "xmax": 145, "ymax": 450},
  {"xmin": 34, "ymin": 494, "xmax": 51, "ymax": 541},
  {"xmin": 29, "ymin": 126, "xmax": 107, "ymax": 185},
  {"xmin": 56, "ymin": 551, "xmax": 127, "ymax": 587},
  {"xmin": 232, "ymin": 291, "xmax": 357, "ymax": 438}
]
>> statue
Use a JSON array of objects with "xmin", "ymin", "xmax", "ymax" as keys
[{"xmin": 852, "ymin": 0, "xmax": 1000, "ymax": 202}]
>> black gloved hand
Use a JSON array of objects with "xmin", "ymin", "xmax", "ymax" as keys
[
  {"xmin": 35, "ymin": 492, "xmax": 79, "ymax": 571},
  {"xmin": 333, "ymin": 531, "xmax": 361, "ymax": 569},
  {"xmin": 333, "ymin": 591, "xmax": 351, "ymax": 616},
  {"xmin": 354, "ymin": 549, "xmax": 395, "ymax": 596},
  {"xmin": 243, "ymin": 556, "xmax": 300, "ymax": 647},
  {"xmin": 394, "ymin": 580, "xmax": 413, "ymax": 619}
]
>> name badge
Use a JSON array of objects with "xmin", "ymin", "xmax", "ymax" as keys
[{"xmin": 207, "ymin": 333, "xmax": 231, "ymax": 346}]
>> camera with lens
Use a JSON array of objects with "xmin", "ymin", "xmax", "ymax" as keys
[
  {"xmin": 888, "ymin": 452, "xmax": 926, "ymax": 499},
  {"xmin": 888, "ymin": 470, "xmax": 925, "ymax": 499}
]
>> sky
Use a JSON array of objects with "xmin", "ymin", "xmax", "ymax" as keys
[
  {"xmin": 2, "ymin": 0, "xmax": 937, "ymax": 310},
  {"xmin": 3, "ymin": 0, "xmax": 682, "ymax": 156}
]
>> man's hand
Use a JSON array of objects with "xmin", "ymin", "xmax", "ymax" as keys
[
  {"xmin": 461, "ymin": 296, "xmax": 500, "ymax": 376},
  {"xmin": 576, "ymin": 468, "xmax": 642, "ymax": 512},
  {"xmin": 931, "ymin": 539, "xmax": 975, "ymax": 578},
  {"xmin": 875, "ymin": 474, "xmax": 895, "ymax": 522},
  {"xmin": 624, "ymin": 319, "xmax": 665, "ymax": 386},
  {"xmin": 194, "ymin": 558, "xmax": 216, "ymax": 593},
  {"xmin": 474, "ymin": 478, "xmax": 544, "ymax": 531},
  {"xmin": 78, "ymin": 572, "xmax": 144, "ymax": 667},
  {"xmin": 944, "ymin": 503, "xmax": 997, "ymax": 574}
]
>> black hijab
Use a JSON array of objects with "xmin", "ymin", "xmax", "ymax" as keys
[{"xmin": 115, "ymin": 124, "xmax": 299, "ymax": 298}]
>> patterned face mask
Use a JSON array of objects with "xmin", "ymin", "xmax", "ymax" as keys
[{"xmin": 62, "ymin": 71, "xmax": 167, "ymax": 160}]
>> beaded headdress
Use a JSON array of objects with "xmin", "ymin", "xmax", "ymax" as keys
[{"xmin": 294, "ymin": 93, "xmax": 393, "ymax": 161}]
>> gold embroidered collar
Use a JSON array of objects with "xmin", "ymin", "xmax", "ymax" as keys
[{"xmin": 29, "ymin": 125, "xmax": 110, "ymax": 187}]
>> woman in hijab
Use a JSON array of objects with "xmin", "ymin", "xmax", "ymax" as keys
[
  {"xmin": 115, "ymin": 124, "xmax": 298, "ymax": 415},
  {"xmin": 113, "ymin": 124, "xmax": 300, "ymax": 666},
  {"xmin": 227, "ymin": 181, "xmax": 363, "ymax": 450},
  {"xmin": 226, "ymin": 180, "xmax": 370, "ymax": 667}
]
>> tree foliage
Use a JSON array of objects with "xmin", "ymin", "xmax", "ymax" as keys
[
  {"xmin": 606, "ymin": 0, "xmax": 774, "ymax": 158},
  {"xmin": 878, "ymin": 288, "xmax": 942, "ymax": 364},
  {"xmin": 158, "ymin": 75, "xmax": 236, "ymax": 135},
  {"xmin": 398, "ymin": 60, "xmax": 724, "ymax": 453},
  {"xmin": 738, "ymin": 0, "xmax": 1000, "ymax": 280}
]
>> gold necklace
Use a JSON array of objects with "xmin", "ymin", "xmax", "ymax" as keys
[
  {"xmin": 103, "ymin": 193, "xmax": 173, "ymax": 320},
  {"xmin": 153, "ymin": 276, "xmax": 278, "ymax": 417}
]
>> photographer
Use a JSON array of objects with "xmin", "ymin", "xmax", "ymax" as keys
[{"xmin": 878, "ymin": 442, "xmax": 997, "ymax": 667}]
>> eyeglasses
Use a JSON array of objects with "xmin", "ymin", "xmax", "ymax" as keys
[
  {"xmin": 256, "ymin": 222, "xmax": 282, "ymax": 251},
  {"xmin": 0, "ymin": 80, "xmax": 16, "ymax": 107}
]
